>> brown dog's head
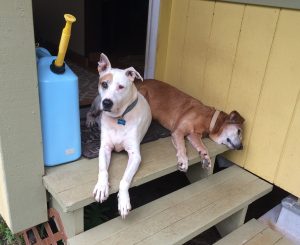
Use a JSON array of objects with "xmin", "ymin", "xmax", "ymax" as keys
[{"xmin": 209, "ymin": 111, "xmax": 245, "ymax": 150}]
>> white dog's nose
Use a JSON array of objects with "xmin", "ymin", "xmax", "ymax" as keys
[{"xmin": 102, "ymin": 99, "xmax": 113, "ymax": 111}]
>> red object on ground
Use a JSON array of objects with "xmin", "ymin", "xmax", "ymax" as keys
[{"xmin": 20, "ymin": 208, "xmax": 67, "ymax": 244}]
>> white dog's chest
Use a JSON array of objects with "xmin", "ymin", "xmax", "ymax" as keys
[
  {"xmin": 100, "ymin": 93, "xmax": 152, "ymax": 152},
  {"xmin": 101, "ymin": 114, "xmax": 143, "ymax": 151},
  {"xmin": 105, "ymin": 123, "xmax": 133, "ymax": 151}
]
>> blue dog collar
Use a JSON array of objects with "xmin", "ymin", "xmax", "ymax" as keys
[{"xmin": 117, "ymin": 97, "xmax": 138, "ymax": 126}]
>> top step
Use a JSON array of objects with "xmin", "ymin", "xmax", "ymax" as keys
[
  {"xmin": 43, "ymin": 137, "xmax": 228, "ymax": 212},
  {"xmin": 68, "ymin": 165, "xmax": 272, "ymax": 245}
]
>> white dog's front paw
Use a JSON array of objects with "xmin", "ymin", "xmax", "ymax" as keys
[
  {"xmin": 177, "ymin": 155, "xmax": 189, "ymax": 172},
  {"xmin": 118, "ymin": 191, "xmax": 131, "ymax": 219},
  {"xmin": 93, "ymin": 180, "xmax": 109, "ymax": 203}
]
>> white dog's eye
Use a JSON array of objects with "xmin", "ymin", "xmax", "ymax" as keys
[
  {"xmin": 237, "ymin": 129, "xmax": 241, "ymax": 135},
  {"xmin": 102, "ymin": 82, "xmax": 108, "ymax": 89},
  {"xmin": 118, "ymin": 85, "xmax": 124, "ymax": 90}
]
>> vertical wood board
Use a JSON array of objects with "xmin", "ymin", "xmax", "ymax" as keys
[
  {"xmin": 224, "ymin": 6, "xmax": 279, "ymax": 166},
  {"xmin": 245, "ymin": 9, "xmax": 300, "ymax": 182},
  {"xmin": 164, "ymin": 0, "xmax": 189, "ymax": 86},
  {"xmin": 178, "ymin": 0, "xmax": 215, "ymax": 99},
  {"xmin": 201, "ymin": 1, "xmax": 245, "ymax": 110},
  {"xmin": 275, "ymin": 92, "xmax": 300, "ymax": 197},
  {"xmin": 155, "ymin": 0, "xmax": 173, "ymax": 80},
  {"xmin": 0, "ymin": 0, "xmax": 47, "ymax": 233}
]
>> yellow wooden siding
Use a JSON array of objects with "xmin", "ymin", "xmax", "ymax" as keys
[
  {"xmin": 155, "ymin": 0, "xmax": 300, "ymax": 197},
  {"xmin": 201, "ymin": 2, "xmax": 244, "ymax": 109},
  {"xmin": 163, "ymin": 0, "xmax": 189, "ymax": 86},
  {"xmin": 179, "ymin": 0, "xmax": 215, "ymax": 99},
  {"xmin": 155, "ymin": 0, "xmax": 172, "ymax": 80},
  {"xmin": 224, "ymin": 6, "xmax": 279, "ymax": 165},
  {"xmin": 244, "ymin": 9, "xmax": 300, "ymax": 182},
  {"xmin": 275, "ymin": 92, "xmax": 300, "ymax": 195}
]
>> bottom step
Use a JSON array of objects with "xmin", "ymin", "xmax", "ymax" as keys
[
  {"xmin": 68, "ymin": 165, "xmax": 272, "ymax": 245},
  {"xmin": 215, "ymin": 219, "xmax": 296, "ymax": 245}
]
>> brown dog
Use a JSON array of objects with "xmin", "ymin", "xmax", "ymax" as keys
[{"xmin": 137, "ymin": 79, "xmax": 245, "ymax": 172}]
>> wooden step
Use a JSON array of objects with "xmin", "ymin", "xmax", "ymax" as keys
[
  {"xmin": 214, "ymin": 219, "xmax": 295, "ymax": 245},
  {"xmin": 43, "ymin": 137, "xmax": 227, "ymax": 213},
  {"xmin": 68, "ymin": 165, "xmax": 272, "ymax": 245}
]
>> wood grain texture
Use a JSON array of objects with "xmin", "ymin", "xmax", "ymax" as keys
[
  {"xmin": 179, "ymin": 0, "xmax": 215, "ymax": 99},
  {"xmin": 215, "ymin": 219, "xmax": 266, "ymax": 245},
  {"xmin": 215, "ymin": 219, "xmax": 294, "ymax": 245},
  {"xmin": 68, "ymin": 166, "xmax": 272, "ymax": 245},
  {"xmin": 224, "ymin": 6, "xmax": 279, "ymax": 166},
  {"xmin": 201, "ymin": 2, "xmax": 244, "ymax": 110},
  {"xmin": 164, "ymin": 0, "xmax": 189, "ymax": 86},
  {"xmin": 245, "ymin": 9, "xmax": 300, "ymax": 182},
  {"xmin": 154, "ymin": 0, "xmax": 172, "ymax": 80},
  {"xmin": 275, "ymin": 92, "xmax": 300, "ymax": 197},
  {"xmin": 44, "ymin": 137, "xmax": 228, "ymax": 212}
]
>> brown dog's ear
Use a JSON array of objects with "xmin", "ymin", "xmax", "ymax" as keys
[
  {"xmin": 98, "ymin": 53, "xmax": 111, "ymax": 75},
  {"xmin": 125, "ymin": 67, "xmax": 143, "ymax": 82},
  {"xmin": 227, "ymin": 111, "xmax": 245, "ymax": 124}
]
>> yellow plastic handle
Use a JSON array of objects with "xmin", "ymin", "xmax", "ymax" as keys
[{"xmin": 54, "ymin": 14, "xmax": 76, "ymax": 67}]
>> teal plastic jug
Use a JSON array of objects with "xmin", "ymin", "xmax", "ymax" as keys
[
  {"xmin": 37, "ymin": 49, "xmax": 81, "ymax": 166},
  {"xmin": 36, "ymin": 14, "xmax": 81, "ymax": 166}
]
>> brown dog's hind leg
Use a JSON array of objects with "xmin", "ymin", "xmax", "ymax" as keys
[
  {"xmin": 171, "ymin": 130, "xmax": 189, "ymax": 172},
  {"xmin": 187, "ymin": 133, "xmax": 212, "ymax": 169}
]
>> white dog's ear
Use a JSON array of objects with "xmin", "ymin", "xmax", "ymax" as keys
[
  {"xmin": 98, "ymin": 53, "xmax": 111, "ymax": 74},
  {"xmin": 125, "ymin": 67, "xmax": 143, "ymax": 82}
]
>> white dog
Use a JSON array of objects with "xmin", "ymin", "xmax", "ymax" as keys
[{"xmin": 93, "ymin": 53, "xmax": 152, "ymax": 218}]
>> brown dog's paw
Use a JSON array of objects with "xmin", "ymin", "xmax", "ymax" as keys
[
  {"xmin": 177, "ymin": 154, "xmax": 188, "ymax": 172},
  {"xmin": 201, "ymin": 158, "xmax": 211, "ymax": 169},
  {"xmin": 199, "ymin": 153, "xmax": 211, "ymax": 169},
  {"xmin": 178, "ymin": 162, "xmax": 188, "ymax": 172}
]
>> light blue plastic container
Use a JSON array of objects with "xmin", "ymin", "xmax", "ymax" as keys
[{"xmin": 36, "ymin": 48, "xmax": 81, "ymax": 166}]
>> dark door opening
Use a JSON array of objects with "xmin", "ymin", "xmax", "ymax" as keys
[
  {"xmin": 85, "ymin": 0, "xmax": 149, "ymax": 73},
  {"xmin": 32, "ymin": 0, "xmax": 149, "ymax": 106}
]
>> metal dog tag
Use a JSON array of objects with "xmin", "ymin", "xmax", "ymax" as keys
[{"xmin": 117, "ymin": 118, "xmax": 126, "ymax": 125}]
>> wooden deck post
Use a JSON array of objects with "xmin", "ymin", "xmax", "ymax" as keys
[
  {"xmin": 0, "ymin": 0, "xmax": 47, "ymax": 233},
  {"xmin": 216, "ymin": 207, "xmax": 248, "ymax": 237}
]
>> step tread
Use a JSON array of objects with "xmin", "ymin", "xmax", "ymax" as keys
[
  {"xmin": 214, "ymin": 219, "xmax": 295, "ymax": 245},
  {"xmin": 68, "ymin": 165, "xmax": 272, "ymax": 245},
  {"xmin": 43, "ymin": 137, "xmax": 228, "ymax": 212}
]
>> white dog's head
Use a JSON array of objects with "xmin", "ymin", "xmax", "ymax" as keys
[{"xmin": 97, "ymin": 53, "xmax": 143, "ymax": 117}]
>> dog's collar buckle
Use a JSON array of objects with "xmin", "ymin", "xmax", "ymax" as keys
[{"xmin": 117, "ymin": 97, "xmax": 138, "ymax": 126}]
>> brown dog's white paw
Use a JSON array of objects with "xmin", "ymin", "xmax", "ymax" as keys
[
  {"xmin": 201, "ymin": 158, "xmax": 211, "ymax": 169},
  {"xmin": 177, "ymin": 155, "xmax": 189, "ymax": 172},
  {"xmin": 200, "ymin": 153, "xmax": 211, "ymax": 169}
]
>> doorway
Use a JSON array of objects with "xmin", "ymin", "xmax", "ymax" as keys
[{"xmin": 32, "ymin": 0, "xmax": 150, "ymax": 106}]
